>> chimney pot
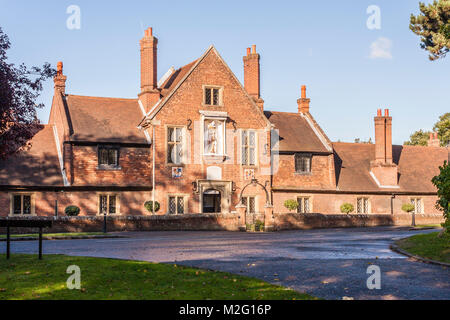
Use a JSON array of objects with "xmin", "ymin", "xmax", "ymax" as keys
[
  {"xmin": 377, "ymin": 109, "xmax": 382, "ymax": 117},
  {"xmin": 384, "ymin": 109, "xmax": 390, "ymax": 117},
  {"xmin": 301, "ymin": 85, "xmax": 307, "ymax": 99},
  {"xmin": 251, "ymin": 45, "xmax": 256, "ymax": 54},
  {"xmin": 247, "ymin": 47, "xmax": 251, "ymax": 55}
]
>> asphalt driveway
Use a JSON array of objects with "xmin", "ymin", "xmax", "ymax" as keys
[{"xmin": 1, "ymin": 227, "xmax": 449, "ymax": 300}]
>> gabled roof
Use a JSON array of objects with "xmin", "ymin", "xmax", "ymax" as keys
[
  {"xmin": 63, "ymin": 95, "xmax": 148, "ymax": 144},
  {"xmin": 143, "ymin": 46, "xmax": 271, "ymax": 128},
  {"xmin": 333, "ymin": 142, "xmax": 448, "ymax": 193},
  {"xmin": 265, "ymin": 111, "xmax": 331, "ymax": 153},
  {"xmin": 0, "ymin": 125, "xmax": 64, "ymax": 186}
]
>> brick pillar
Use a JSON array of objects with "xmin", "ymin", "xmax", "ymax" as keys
[
  {"xmin": 236, "ymin": 204, "xmax": 247, "ymax": 232},
  {"xmin": 264, "ymin": 205, "xmax": 274, "ymax": 232}
]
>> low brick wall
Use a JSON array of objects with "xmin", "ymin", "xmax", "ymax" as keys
[
  {"xmin": 0, "ymin": 214, "xmax": 240, "ymax": 234},
  {"xmin": 0, "ymin": 213, "xmax": 443, "ymax": 234},
  {"xmin": 274, "ymin": 213, "xmax": 444, "ymax": 230}
]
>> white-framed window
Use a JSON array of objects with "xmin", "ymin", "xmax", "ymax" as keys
[
  {"xmin": 295, "ymin": 153, "xmax": 312, "ymax": 174},
  {"xmin": 297, "ymin": 197, "xmax": 311, "ymax": 213},
  {"xmin": 242, "ymin": 130, "xmax": 257, "ymax": 166},
  {"xmin": 99, "ymin": 194, "xmax": 119, "ymax": 215},
  {"xmin": 168, "ymin": 196, "xmax": 186, "ymax": 215},
  {"xmin": 10, "ymin": 194, "xmax": 34, "ymax": 216},
  {"xmin": 410, "ymin": 198, "xmax": 423, "ymax": 214},
  {"xmin": 242, "ymin": 196, "xmax": 256, "ymax": 214},
  {"xmin": 204, "ymin": 119, "xmax": 225, "ymax": 156},
  {"xmin": 357, "ymin": 198, "xmax": 370, "ymax": 214},
  {"xmin": 167, "ymin": 126, "xmax": 184, "ymax": 165},
  {"xmin": 204, "ymin": 86, "xmax": 223, "ymax": 106}
]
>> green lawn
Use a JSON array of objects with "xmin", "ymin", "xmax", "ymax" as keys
[
  {"xmin": 0, "ymin": 232, "xmax": 109, "ymax": 239},
  {"xmin": 413, "ymin": 224, "xmax": 442, "ymax": 229},
  {"xmin": 396, "ymin": 232, "xmax": 450, "ymax": 263},
  {"xmin": 0, "ymin": 254, "xmax": 316, "ymax": 300}
]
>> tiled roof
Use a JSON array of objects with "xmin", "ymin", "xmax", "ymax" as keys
[
  {"xmin": 159, "ymin": 59, "xmax": 199, "ymax": 97},
  {"xmin": 265, "ymin": 111, "xmax": 330, "ymax": 153},
  {"xmin": 64, "ymin": 95, "xmax": 148, "ymax": 144},
  {"xmin": 333, "ymin": 142, "xmax": 449, "ymax": 193},
  {"xmin": 0, "ymin": 125, "xmax": 64, "ymax": 186}
]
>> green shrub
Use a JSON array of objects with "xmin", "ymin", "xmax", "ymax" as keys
[
  {"xmin": 284, "ymin": 199, "xmax": 299, "ymax": 212},
  {"xmin": 144, "ymin": 201, "xmax": 160, "ymax": 213},
  {"xmin": 432, "ymin": 161, "xmax": 450, "ymax": 233},
  {"xmin": 401, "ymin": 203, "xmax": 415, "ymax": 213},
  {"xmin": 340, "ymin": 203, "xmax": 354, "ymax": 214},
  {"xmin": 255, "ymin": 220, "xmax": 265, "ymax": 232},
  {"xmin": 65, "ymin": 206, "xmax": 80, "ymax": 217}
]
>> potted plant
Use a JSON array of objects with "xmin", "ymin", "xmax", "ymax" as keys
[{"xmin": 402, "ymin": 203, "xmax": 416, "ymax": 227}]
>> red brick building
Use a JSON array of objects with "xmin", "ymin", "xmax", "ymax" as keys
[{"xmin": 0, "ymin": 28, "xmax": 448, "ymax": 225}]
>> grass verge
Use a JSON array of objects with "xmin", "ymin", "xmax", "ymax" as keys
[
  {"xmin": 395, "ymin": 232, "xmax": 450, "ymax": 263},
  {"xmin": 0, "ymin": 254, "xmax": 317, "ymax": 300}
]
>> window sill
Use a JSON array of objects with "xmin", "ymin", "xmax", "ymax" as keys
[
  {"xmin": 97, "ymin": 166, "xmax": 122, "ymax": 171},
  {"xmin": 166, "ymin": 163, "xmax": 185, "ymax": 167},
  {"xmin": 294, "ymin": 172, "xmax": 312, "ymax": 176},
  {"xmin": 202, "ymin": 104, "xmax": 223, "ymax": 108},
  {"xmin": 8, "ymin": 214, "xmax": 37, "ymax": 217}
]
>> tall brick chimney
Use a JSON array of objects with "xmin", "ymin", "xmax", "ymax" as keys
[
  {"xmin": 370, "ymin": 109, "xmax": 398, "ymax": 187},
  {"xmin": 54, "ymin": 61, "xmax": 67, "ymax": 95},
  {"xmin": 243, "ymin": 45, "xmax": 264, "ymax": 111},
  {"xmin": 297, "ymin": 85, "xmax": 311, "ymax": 114},
  {"xmin": 138, "ymin": 27, "xmax": 161, "ymax": 113},
  {"xmin": 428, "ymin": 132, "xmax": 440, "ymax": 147}
]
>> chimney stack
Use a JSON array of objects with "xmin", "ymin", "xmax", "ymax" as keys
[
  {"xmin": 138, "ymin": 27, "xmax": 161, "ymax": 113},
  {"xmin": 370, "ymin": 109, "xmax": 398, "ymax": 187},
  {"xmin": 428, "ymin": 132, "xmax": 440, "ymax": 147},
  {"xmin": 54, "ymin": 61, "xmax": 67, "ymax": 95},
  {"xmin": 297, "ymin": 85, "xmax": 311, "ymax": 113},
  {"xmin": 243, "ymin": 45, "xmax": 264, "ymax": 111}
]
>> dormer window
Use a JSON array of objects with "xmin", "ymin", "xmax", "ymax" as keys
[
  {"xmin": 98, "ymin": 145, "xmax": 120, "ymax": 169},
  {"xmin": 204, "ymin": 86, "xmax": 223, "ymax": 106},
  {"xmin": 295, "ymin": 153, "xmax": 312, "ymax": 174}
]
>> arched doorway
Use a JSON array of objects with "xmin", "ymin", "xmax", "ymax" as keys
[{"xmin": 203, "ymin": 189, "xmax": 221, "ymax": 213}]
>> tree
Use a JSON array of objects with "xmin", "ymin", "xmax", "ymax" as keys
[
  {"xmin": 410, "ymin": 0, "xmax": 450, "ymax": 61},
  {"xmin": 433, "ymin": 112, "xmax": 450, "ymax": 146},
  {"xmin": 404, "ymin": 129, "xmax": 431, "ymax": 146},
  {"xmin": 284, "ymin": 200, "xmax": 299, "ymax": 212},
  {"xmin": 432, "ymin": 161, "xmax": 450, "ymax": 233},
  {"xmin": 401, "ymin": 203, "xmax": 415, "ymax": 213},
  {"xmin": 340, "ymin": 203, "xmax": 354, "ymax": 214},
  {"xmin": 0, "ymin": 27, "xmax": 55, "ymax": 160}
]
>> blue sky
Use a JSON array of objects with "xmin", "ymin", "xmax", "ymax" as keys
[{"xmin": 1, "ymin": 0, "xmax": 448, "ymax": 144}]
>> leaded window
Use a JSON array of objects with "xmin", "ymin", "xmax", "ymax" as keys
[
  {"xmin": 411, "ymin": 198, "xmax": 423, "ymax": 214},
  {"xmin": 169, "ymin": 196, "xmax": 185, "ymax": 215},
  {"xmin": 99, "ymin": 195, "xmax": 118, "ymax": 215},
  {"xmin": 357, "ymin": 198, "xmax": 369, "ymax": 214},
  {"xmin": 297, "ymin": 197, "xmax": 311, "ymax": 213},
  {"xmin": 12, "ymin": 194, "xmax": 32, "ymax": 215},
  {"xmin": 204, "ymin": 87, "xmax": 221, "ymax": 106},
  {"xmin": 242, "ymin": 196, "xmax": 256, "ymax": 214},
  {"xmin": 98, "ymin": 146, "xmax": 119, "ymax": 168},
  {"xmin": 167, "ymin": 127, "xmax": 183, "ymax": 164},
  {"xmin": 295, "ymin": 154, "xmax": 312, "ymax": 174},
  {"xmin": 242, "ymin": 130, "xmax": 256, "ymax": 166}
]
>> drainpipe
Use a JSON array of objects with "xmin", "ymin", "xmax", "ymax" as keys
[
  {"xmin": 390, "ymin": 194, "xmax": 395, "ymax": 215},
  {"xmin": 152, "ymin": 124, "xmax": 156, "ymax": 215}
]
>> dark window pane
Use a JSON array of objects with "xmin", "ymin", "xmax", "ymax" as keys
[
  {"xmin": 205, "ymin": 88, "xmax": 211, "ymax": 105},
  {"xmin": 169, "ymin": 197, "xmax": 176, "ymax": 214},
  {"xmin": 304, "ymin": 198, "xmax": 310, "ymax": 213},
  {"xmin": 23, "ymin": 196, "xmax": 31, "ymax": 215},
  {"xmin": 168, "ymin": 144, "xmax": 175, "ymax": 164},
  {"xmin": 177, "ymin": 197, "xmax": 184, "ymax": 214},
  {"xmin": 100, "ymin": 195, "xmax": 108, "ymax": 214},
  {"xmin": 109, "ymin": 196, "xmax": 116, "ymax": 214},
  {"xmin": 99, "ymin": 148, "xmax": 108, "ymax": 165},
  {"xmin": 297, "ymin": 198, "xmax": 303, "ymax": 213},
  {"xmin": 295, "ymin": 154, "xmax": 311, "ymax": 173},
  {"xmin": 108, "ymin": 149, "xmax": 118, "ymax": 166},
  {"xmin": 213, "ymin": 89, "xmax": 219, "ymax": 105},
  {"xmin": 168, "ymin": 128, "xmax": 175, "ymax": 142},
  {"xmin": 13, "ymin": 195, "xmax": 22, "ymax": 214},
  {"xmin": 249, "ymin": 197, "xmax": 255, "ymax": 213}
]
